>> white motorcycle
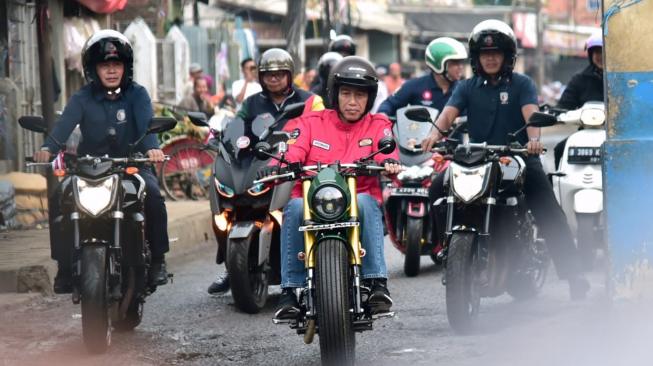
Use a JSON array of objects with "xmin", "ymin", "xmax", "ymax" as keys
[{"xmin": 551, "ymin": 101, "xmax": 605, "ymax": 269}]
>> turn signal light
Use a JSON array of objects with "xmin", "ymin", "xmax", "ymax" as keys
[
  {"xmin": 499, "ymin": 157, "xmax": 512, "ymax": 166},
  {"xmin": 53, "ymin": 169, "xmax": 66, "ymax": 177},
  {"xmin": 214, "ymin": 212, "xmax": 229, "ymax": 231},
  {"xmin": 125, "ymin": 167, "xmax": 139, "ymax": 175},
  {"xmin": 270, "ymin": 210, "xmax": 283, "ymax": 226},
  {"xmin": 433, "ymin": 154, "xmax": 445, "ymax": 163}
]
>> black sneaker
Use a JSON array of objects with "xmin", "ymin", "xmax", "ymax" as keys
[
  {"xmin": 207, "ymin": 272, "xmax": 230, "ymax": 294},
  {"xmin": 367, "ymin": 279, "xmax": 393, "ymax": 314},
  {"xmin": 149, "ymin": 260, "xmax": 169, "ymax": 286},
  {"xmin": 569, "ymin": 276, "xmax": 590, "ymax": 301},
  {"xmin": 274, "ymin": 288, "xmax": 300, "ymax": 320},
  {"xmin": 53, "ymin": 266, "xmax": 73, "ymax": 294}
]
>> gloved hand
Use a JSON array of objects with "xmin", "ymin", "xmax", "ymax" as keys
[{"xmin": 257, "ymin": 165, "xmax": 280, "ymax": 180}]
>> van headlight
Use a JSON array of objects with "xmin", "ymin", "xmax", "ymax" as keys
[
  {"xmin": 311, "ymin": 185, "xmax": 348, "ymax": 221},
  {"xmin": 450, "ymin": 163, "xmax": 490, "ymax": 203},
  {"xmin": 73, "ymin": 175, "xmax": 118, "ymax": 217}
]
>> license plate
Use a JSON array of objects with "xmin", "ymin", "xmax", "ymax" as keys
[
  {"xmin": 390, "ymin": 187, "xmax": 428, "ymax": 197},
  {"xmin": 568, "ymin": 146, "xmax": 601, "ymax": 164}
]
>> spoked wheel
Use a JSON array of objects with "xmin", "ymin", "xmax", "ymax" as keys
[
  {"xmin": 445, "ymin": 232, "xmax": 480, "ymax": 334},
  {"xmin": 160, "ymin": 142, "xmax": 215, "ymax": 201},
  {"xmin": 227, "ymin": 237, "xmax": 269, "ymax": 314},
  {"xmin": 403, "ymin": 217, "xmax": 423, "ymax": 277},
  {"xmin": 80, "ymin": 245, "xmax": 112, "ymax": 353},
  {"xmin": 316, "ymin": 239, "xmax": 355, "ymax": 366}
]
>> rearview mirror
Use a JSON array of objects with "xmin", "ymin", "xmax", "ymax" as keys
[
  {"xmin": 254, "ymin": 142, "xmax": 273, "ymax": 160},
  {"xmin": 187, "ymin": 112, "xmax": 209, "ymax": 127},
  {"xmin": 527, "ymin": 112, "xmax": 557, "ymax": 128},
  {"xmin": 377, "ymin": 136, "xmax": 396, "ymax": 154},
  {"xmin": 279, "ymin": 102, "xmax": 305, "ymax": 121},
  {"xmin": 404, "ymin": 107, "xmax": 433, "ymax": 123},
  {"xmin": 18, "ymin": 116, "xmax": 47, "ymax": 133},
  {"xmin": 148, "ymin": 117, "xmax": 177, "ymax": 134}
]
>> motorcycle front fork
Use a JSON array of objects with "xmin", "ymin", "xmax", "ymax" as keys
[{"xmin": 303, "ymin": 264, "xmax": 365, "ymax": 319}]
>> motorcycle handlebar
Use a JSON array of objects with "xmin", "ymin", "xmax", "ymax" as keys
[{"xmin": 252, "ymin": 163, "xmax": 386, "ymax": 185}]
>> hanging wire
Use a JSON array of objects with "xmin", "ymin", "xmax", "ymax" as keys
[{"xmin": 602, "ymin": 0, "xmax": 644, "ymax": 36}]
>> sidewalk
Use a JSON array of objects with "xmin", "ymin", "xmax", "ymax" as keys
[{"xmin": 0, "ymin": 200, "xmax": 213, "ymax": 294}]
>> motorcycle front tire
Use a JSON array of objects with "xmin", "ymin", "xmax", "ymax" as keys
[
  {"xmin": 80, "ymin": 245, "xmax": 111, "ymax": 353},
  {"xmin": 227, "ymin": 237, "xmax": 269, "ymax": 314}
]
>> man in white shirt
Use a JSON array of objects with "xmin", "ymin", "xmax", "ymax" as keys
[{"xmin": 231, "ymin": 58, "xmax": 262, "ymax": 108}]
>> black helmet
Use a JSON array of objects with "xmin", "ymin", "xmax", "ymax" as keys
[
  {"xmin": 82, "ymin": 29, "xmax": 133, "ymax": 88},
  {"xmin": 329, "ymin": 35, "xmax": 357, "ymax": 57},
  {"xmin": 258, "ymin": 48, "xmax": 294, "ymax": 91},
  {"xmin": 327, "ymin": 56, "xmax": 378, "ymax": 117},
  {"xmin": 317, "ymin": 52, "xmax": 343, "ymax": 81},
  {"xmin": 468, "ymin": 19, "xmax": 517, "ymax": 77}
]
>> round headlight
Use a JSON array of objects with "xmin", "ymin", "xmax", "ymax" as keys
[{"xmin": 312, "ymin": 186, "xmax": 347, "ymax": 221}]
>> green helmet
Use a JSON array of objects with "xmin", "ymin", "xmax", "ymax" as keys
[{"xmin": 425, "ymin": 37, "xmax": 468, "ymax": 75}]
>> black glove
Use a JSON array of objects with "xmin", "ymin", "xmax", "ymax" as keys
[
  {"xmin": 381, "ymin": 158, "xmax": 400, "ymax": 166},
  {"xmin": 257, "ymin": 165, "xmax": 279, "ymax": 180}
]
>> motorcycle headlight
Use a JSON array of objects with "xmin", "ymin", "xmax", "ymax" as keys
[
  {"xmin": 450, "ymin": 163, "xmax": 490, "ymax": 203},
  {"xmin": 73, "ymin": 175, "xmax": 118, "ymax": 217},
  {"xmin": 580, "ymin": 108, "xmax": 605, "ymax": 126},
  {"xmin": 214, "ymin": 177, "xmax": 235, "ymax": 198},
  {"xmin": 311, "ymin": 185, "xmax": 347, "ymax": 221},
  {"xmin": 248, "ymin": 182, "xmax": 270, "ymax": 196}
]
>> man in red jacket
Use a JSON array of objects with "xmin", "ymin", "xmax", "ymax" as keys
[{"xmin": 259, "ymin": 57, "xmax": 401, "ymax": 320}]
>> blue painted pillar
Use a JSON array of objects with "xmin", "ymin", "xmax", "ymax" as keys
[{"xmin": 603, "ymin": 0, "xmax": 653, "ymax": 297}]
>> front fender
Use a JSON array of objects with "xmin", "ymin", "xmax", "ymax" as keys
[
  {"xmin": 574, "ymin": 189, "xmax": 603, "ymax": 214},
  {"xmin": 406, "ymin": 201, "xmax": 427, "ymax": 218}
]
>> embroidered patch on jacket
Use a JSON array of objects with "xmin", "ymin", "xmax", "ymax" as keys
[
  {"xmin": 358, "ymin": 138, "xmax": 372, "ymax": 147},
  {"xmin": 312, "ymin": 139, "xmax": 330, "ymax": 150},
  {"xmin": 500, "ymin": 92, "xmax": 509, "ymax": 105},
  {"xmin": 290, "ymin": 128, "xmax": 301, "ymax": 139}
]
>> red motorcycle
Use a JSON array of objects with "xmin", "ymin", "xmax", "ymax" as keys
[{"xmin": 383, "ymin": 106, "xmax": 449, "ymax": 277}]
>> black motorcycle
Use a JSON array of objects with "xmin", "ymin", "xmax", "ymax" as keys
[
  {"xmin": 431, "ymin": 111, "xmax": 556, "ymax": 334},
  {"xmin": 187, "ymin": 103, "xmax": 304, "ymax": 313},
  {"xmin": 19, "ymin": 115, "xmax": 176, "ymax": 353}
]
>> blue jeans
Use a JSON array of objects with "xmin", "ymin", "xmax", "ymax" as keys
[{"xmin": 280, "ymin": 193, "xmax": 387, "ymax": 289}]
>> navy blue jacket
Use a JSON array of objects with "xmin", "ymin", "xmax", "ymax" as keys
[
  {"xmin": 378, "ymin": 74, "xmax": 455, "ymax": 116},
  {"xmin": 43, "ymin": 83, "xmax": 157, "ymax": 157},
  {"xmin": 447, "ymin": 73, "xmax": 538, "ymax": 145}
]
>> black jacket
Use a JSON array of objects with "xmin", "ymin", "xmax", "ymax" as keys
[{"xmin": 557, "ymin": 65, "xmax": 604, "ymax": 110}]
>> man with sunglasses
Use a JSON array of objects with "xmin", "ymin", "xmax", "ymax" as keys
[
  {"xmin": 231, "ymin": 58, "xmax": 262, "ymax": 108},
  {"xmin": 208, "ymin": 48, "xmax": 324, "ymax": 294}
]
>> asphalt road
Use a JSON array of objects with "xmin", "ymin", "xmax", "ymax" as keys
[{"xmin": 2, "ymin": 233, "xmax": 652, "ymax": 366}]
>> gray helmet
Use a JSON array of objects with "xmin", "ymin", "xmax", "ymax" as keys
[
  {"xmin": 82, "ymin": 29, "xmax": 133, "ymax": 88},
  {"xmin": 327, "ymin": 56, "xmax": 378, "ymax": 117},
  {"xmin": 258, "ymin": 48, "xmax": 294, "ymax": 88}
]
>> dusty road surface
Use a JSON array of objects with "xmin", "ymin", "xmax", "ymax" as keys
[{"xmin": 1, "ymin": 237, "xmax": 651, "ymax": 366}]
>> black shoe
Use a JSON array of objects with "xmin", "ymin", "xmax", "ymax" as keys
[
  {"xmin": 274, "ymin": 288, "xmax": 300, "ymax": 320},
  {"xmin": 149, "ymin": 260, "xmax": 169, "ymax": 286},
  {"xmin": 207, "ymin": 272, "xmax": 230, "ymax": 294},
  {"xmin": 366, "ymin": 279, "xmax": 393, "ymax": 314},
  {"xmin": 569, "ymin": 276, "xmax": 590, "ymax": 301},
  {"xmin": 53, "ymin": 267, "xmax": 72, "ymax": 294}
]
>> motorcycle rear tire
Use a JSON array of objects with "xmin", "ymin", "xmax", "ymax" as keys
[
  {"xmin": 80, "ymin": 245, "xmax": 111, "ymax": 353},
  {"xmin": 445, "ymin": 232, "xmax": 480, "ymax": 334},
  {"xmin": 403, "ymin": 217, "xmax": 422, "ymax": 277},
  {"xmin": 227, "ymin": 237, "xmax": 269, "ymax": 314},
  {"xmin": 316, "ymin": 239, "xmax": 355, "ymax": 366}
]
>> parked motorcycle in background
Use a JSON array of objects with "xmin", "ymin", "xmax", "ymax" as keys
[
  {"xmin": 383, "ymin": 106, "xmax": 448, "ymax": 277},
  {"xmin": 187, "ymin": 103, "xmax": 304, "ymax": 314},
  {"xmin": 551, "ymin": 101, "xmax": 606, "ymax": 270},
  {"xmin": 19, "ymin": 115, "xmax": 177, "ymax": 353}
]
